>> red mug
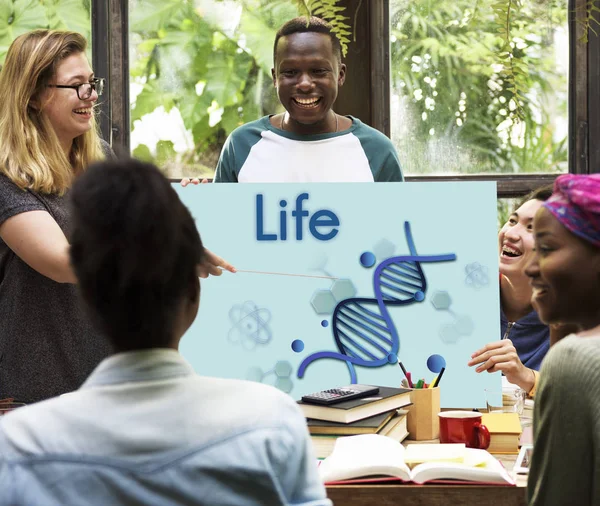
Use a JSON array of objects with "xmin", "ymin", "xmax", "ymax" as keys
[{"xmin": 438, "ymin": 411, "xmax": 490, "ymax": 449}]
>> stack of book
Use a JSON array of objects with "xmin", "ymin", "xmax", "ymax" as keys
[
  {"xmin": 298, "ymin": 386, "xmax": 412, "ymax": 458},
  {"xmin": 481, "ymin": 412, "xmax": 523, "ymax": 454}
]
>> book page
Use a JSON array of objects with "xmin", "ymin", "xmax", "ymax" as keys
[
  {"xmin": 410, "ymin": 448, "xmax": 515, "ymax": 485},
  {"xmin": 318, "ymin": 434, "xmax": 411, "ymax": 483},
  {"xmin": 404, "ymin": 443, "xmax": 466, "ymax": 467}
]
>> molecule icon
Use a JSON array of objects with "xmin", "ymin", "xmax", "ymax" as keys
[
  {"xmin": 310, "ymin": 290, "xmax": 337, "ymax": 315},
  {"xmin": 330, "ymin": 279, "xmax": 357, "ymax": 302},
  {"xmin": 310, "ymin": 279, "xmax": 358, "ymax": 315},
  {"xmin": 228, "ymin": 301, "xmax": 272, "ymax": 350},
  {"xmin": 465, "ymin": 262, "xmax": 490, "ymax": 289},
  {"xmin": 309, "ymin": 255, "xmax": 358, "ymax": 316},
  {"xmin": 373, "ymin": 238, "xmax": 396, "ymax": 260},
  {"xmin": 246, "ymin": 360, "xmax": 294, "ymax": 393},
  {"xmin": 430, "ymin": 290, "xmax": 474, "ymax": 344}
]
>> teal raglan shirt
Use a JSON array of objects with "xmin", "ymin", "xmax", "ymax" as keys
[{"xmin": 213, "ymin": 116, "xmax": 404, "ymax": 183}]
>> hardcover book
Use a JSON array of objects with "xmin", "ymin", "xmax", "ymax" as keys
[
  {"xmin": 318, "ymin": 435, "xmax": 515, "ymax": 486},
  {"xmin": 298, "ymin": 386, "xmax": 411, "ymax": 424},
  {"xmin": 481, "ymin": 413, "xmax": 522, "ymax": 454},
  {"xmin": 311, "ymin": 411, "xmax": 409, "ymax": 458},
  {"xmin": 307, "ymin": 410, "xmax": 397, "ymax": 435}
]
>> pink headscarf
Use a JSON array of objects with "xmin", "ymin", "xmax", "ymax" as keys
[{"xmin": 543, "ymin": 174, "xmax": 600, "ymax": 247}]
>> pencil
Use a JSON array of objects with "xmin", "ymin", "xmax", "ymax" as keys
[{"xmin": 432, "ymin": 367, "xmax": 445, "ymax": 388}]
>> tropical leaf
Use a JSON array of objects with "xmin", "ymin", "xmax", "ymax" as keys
[
  {"xmin": 131, "ymin": 80, "xmax": 176, "ymax": 123},
  {"xmin": 0, "ymin": 0, "xmax": 47, "ymax": 43},
  {"xmin": 44, "ymin": 0, "xmax": 90, "ymax": 38},
  {"xmin": 155, "ymin": 139, "xmax": 176, "ymax": 166},
  {"xmin": 239, "ymin": 9, "xmax": 281, "ymax": 75},
  {"xmin": 132, "ymin": 143, "xmax": 154, "ymax": 162},
  {"xmin": 204, "ymin": 43, "xmax": 252, "ymax": 107},
  {"xmin": 129, "ymin": 0, "xmax": 184, "ymax": 33}
]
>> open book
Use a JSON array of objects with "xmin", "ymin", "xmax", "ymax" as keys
[{"xmin": 318, "ymin": 434, "xmax": 515, "ymax": 485}]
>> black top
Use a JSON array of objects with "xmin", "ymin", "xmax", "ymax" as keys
[{"xmin": 0, "ymin": 145, "xmax": 114, "ymax": 403}]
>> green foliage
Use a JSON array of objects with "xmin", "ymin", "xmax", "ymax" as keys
[
  {"xmin": 0, "ymin": 0, "xmax": 90, "ymax": 64},
  {"xmin": 493, "ymin": 0, "xmax": 527, "ymax": 121},
  {"xmin": 576, "ymin": 0, "xmax": 600, "ymax": 43},
  {"xmin": 129, "ymin": 0, "xmax": 299, "ymax": 174},
  {"xmin": 292, "ymin": 0, "xmax": 351, "ymax": 56},
  {"xmin": 390, "ymin": 0, "xmax": 569, "ymax": 175}
]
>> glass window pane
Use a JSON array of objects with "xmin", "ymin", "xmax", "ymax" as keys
[
  {"xmin": 128, "ymin": 0, "xmax": 297, "ymax": 178},
  {"xmin": 0, "ymin": 1, "xmax": 91, "ymax": 65},
  {"xmin": 390, "ymin": 0, "xmax": 569, "ymax": 176}
]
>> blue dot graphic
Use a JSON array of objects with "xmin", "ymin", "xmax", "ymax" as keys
[
  {"xmin": 291, "ymin": 339, "xmax": 305, "ymax": 353},
  {"xmin": 387, "ymin": 353, "xmax": 398, "ymax": 364},
  {"xmin": 427, "ymin": 354, "xmax": 447, "ymax": 373},
  {"xmin": 360, "ymin": 251, "xmax": 376, "ymax": 268},
  {"xmin": 321, "ymin": 320, "xmax": 329, "ymax": 328},
  {"xmin": 414, "ymin": 290, "xmax": 425, "ymax": 301}
]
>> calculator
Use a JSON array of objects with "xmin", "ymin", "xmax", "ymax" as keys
[{"xmin": 301, "ymin": 385, "xmax": 380, "ymax": 405}]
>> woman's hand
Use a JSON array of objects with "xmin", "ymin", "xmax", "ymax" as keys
[
  {"xmin": 181, "ymin": 177, "xmax": 209, "ymax": 186},
  {"xmin": 197, "ymin": 249, "xmax": 236, "ymax": 278},
  {"xmin": 468, "ymin": 339, "xmax": 535, "ymax": 392}
]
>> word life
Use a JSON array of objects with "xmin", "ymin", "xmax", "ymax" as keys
[{"xmin": 255, "ymin": 193, "xmax": 340, "ymax": 242}]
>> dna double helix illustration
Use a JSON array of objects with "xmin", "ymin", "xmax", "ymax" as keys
[{"xmin": 297, "ymin": 221, "xmax": 456, "ymax": 384}]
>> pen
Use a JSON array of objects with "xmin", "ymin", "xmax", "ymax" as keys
[
  {"xmin": 432, "ymin": 367, "xmax": 445, "ymax": 388},
  {"xmin": 428, "ymin": 377, "xmax": 436, "ymax": 389},
  {"xmin": 405, "ymin": 371, "xmax": 414, "ymax": 388},
  {"xmin": 415, "ymin": 379, "xmax": 424, "ymax": 389},
  {"xmin": 398, "ymin": 361, "xmax": 414, "ymax": 388}
]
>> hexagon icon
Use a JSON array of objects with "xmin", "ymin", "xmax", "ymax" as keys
[
  {"xmin": 431, "ymin": 290, "xmax": 452, "ymax": 310},
  {"xmin": 330, "ymin": 278, "xmax": 357, "ymax": 302},
  {"xmin": 373, "ymin": 238, "xmax": 396, "ymax": 261},
  {"xmin": 275, "ymin": 377, "xmax": 294, "ymax": 393},
  {"xmin": 439, "ymin": 323, "xmax": 461, "ymax": 344},
  {"xmin": 455, "ymin": 315, "xmax": 475, "ymax": 336},
  {"xmin": 310, "ymin": 289, "xmax": 337, "ymax": 314},
  {"xmin": 246, "ymin": 366, "xmax": 263, "ymax": 382},
  {"xmin": 274, "ymin": 360, "xmax": 292, "ymax": 378}
]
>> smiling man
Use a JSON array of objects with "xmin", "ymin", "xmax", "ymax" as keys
[{"xmin": 212, "ymin": 16, "xmax": 404, "ymax": 183}]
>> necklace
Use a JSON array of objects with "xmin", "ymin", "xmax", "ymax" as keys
[{"xmin": 280, "ymin": 111, "xmax": 339, "ymax": 133}]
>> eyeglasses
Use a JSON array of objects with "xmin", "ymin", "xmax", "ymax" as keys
[{"xmin": 46, "ymin": 77, "xmax": 105, "ymax": 100}]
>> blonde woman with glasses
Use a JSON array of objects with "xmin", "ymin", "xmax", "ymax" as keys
[{"xmin": 0, "ymin": 31, "xmax": 234, "ymax": 405}]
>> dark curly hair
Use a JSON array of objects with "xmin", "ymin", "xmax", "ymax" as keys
[
  {"xmin": 69, "ymin": 159, "xmax": 205, "ymax": 351},
  {"xmin": 273, "ymin": 16, "xmax": 342, "ymax": 65}
]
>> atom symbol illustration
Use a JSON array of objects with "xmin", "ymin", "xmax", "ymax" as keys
[
  {"xmin": 465, "ymin": 262, "xmax": 489, "ymax": 289},
  {"xmin": 228, "ymin": 301, "xmax": 272, "ymax": 350}
]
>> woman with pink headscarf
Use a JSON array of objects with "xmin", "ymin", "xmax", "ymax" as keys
[{"xmin": 525, "ymin": 174, "xmax": 600, "ymax": 506}]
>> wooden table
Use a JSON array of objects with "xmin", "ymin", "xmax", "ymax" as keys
[{"xmin": 326, "ymin": 450, "xmax": 527, "ymax": 506}]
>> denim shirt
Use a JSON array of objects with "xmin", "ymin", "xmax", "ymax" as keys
[{"xmin": 0, "ymin": 350, "xmax": 331, "ymax": 506}]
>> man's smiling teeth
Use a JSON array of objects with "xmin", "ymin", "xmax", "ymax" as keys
[
  {"xmin": 502, "ymin": 245, "xmax": 522, "ymax": 257},
  {"xmin": 74, "ymin": 108, "xmax": 91, "ymax": 115},
  {"xmin": 294, "ymin": 97, "xmax": 320, "ymax": 108}
]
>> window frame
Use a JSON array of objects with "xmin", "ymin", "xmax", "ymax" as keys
[{"xmin": 96, "ymin": 0, "xmax": 598, "ymax": 194}]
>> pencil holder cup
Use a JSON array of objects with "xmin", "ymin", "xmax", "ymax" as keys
[{"xmin": 407, "ymin": 387, "xmax": 441, "ymax": 441}]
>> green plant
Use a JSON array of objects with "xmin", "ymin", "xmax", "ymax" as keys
[
  {"xmin": 292, "ymin": 0, "xmax": 351, "ymax": 56},
  {"xmin": 493, "ymin": 0, "xmax": 527, "ymax": 121},
  {"xmin": 0, "ymin": 0, "xmax": 90, "ymax": 64},
  {"xmin": 390, "ymin": 0, "xmax": 569, "ymax": 175},
  {"xmin": 576, "ymin": 0, "xmax": 600, "ymax": 42}
]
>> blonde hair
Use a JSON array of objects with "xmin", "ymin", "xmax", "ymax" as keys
[{"xmin": 0, "ymin": 30, "xmax": 104, "ymax": 195}]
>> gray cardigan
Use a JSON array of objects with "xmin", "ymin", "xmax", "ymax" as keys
[{"xmin": 528, "ymin": 334, "xmax": 600, "ymax": 505}]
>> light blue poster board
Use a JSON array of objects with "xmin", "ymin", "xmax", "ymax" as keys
[{"xmin": 175, "ymin": 182, "xmax": 501, "ymax": 408}]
